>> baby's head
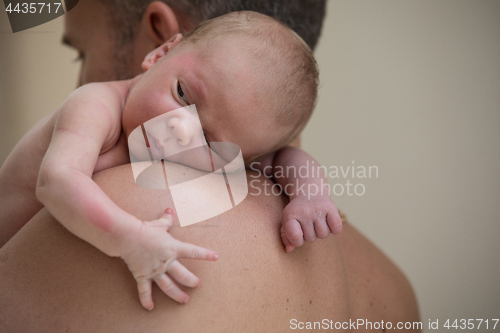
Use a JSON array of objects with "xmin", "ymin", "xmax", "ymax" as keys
[{"xmin": 123, "ymin": 11, "xmax": 318, "ymax": 166}]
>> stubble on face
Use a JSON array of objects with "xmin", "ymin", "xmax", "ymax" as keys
[
  {"xmin": 110, "ymin": 40, "xmax": 136, "ymax": 81},
  {"xmin": 63, "ymin": 0, "xmax": 142, "ymax": 84}
]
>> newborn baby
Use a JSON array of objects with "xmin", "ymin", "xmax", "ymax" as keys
[{"xmin": 0, "ymin": 11, "xmax": 341, "ymax": 310}]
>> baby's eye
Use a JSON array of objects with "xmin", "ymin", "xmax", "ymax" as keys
[{"xmin": 177, "ymin": 82, "xmax": 189, "ymax": 105}]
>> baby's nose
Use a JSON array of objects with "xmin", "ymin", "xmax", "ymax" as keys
[{"xmin": 167, "ymin": 117, "xmax": 196, "ymax": 146}]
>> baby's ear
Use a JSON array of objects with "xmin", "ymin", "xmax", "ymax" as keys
[{"xmin": 142, "ymin": 33, "xmax": 183, "ymax": 71}]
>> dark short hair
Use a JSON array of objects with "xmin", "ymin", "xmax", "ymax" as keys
[{"xmin": 98, "ymin": 0, "xmax": 327, "ymax": 50}]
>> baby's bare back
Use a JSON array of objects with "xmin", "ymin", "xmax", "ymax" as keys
[
  {"xmin": 0, "ymin": 163, "xmax": 420, "ymax": 332},
  {"xmin": 4, "ymin": 80, "xmax": 130, "ymax": 180},
  {"xmin": 0, "ymin": 81, "xmax": 131, "ymax": 246}
]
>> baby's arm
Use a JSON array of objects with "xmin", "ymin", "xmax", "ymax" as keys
[
  {"xmin": 253, "ymin": 147, "xmax": 342, "ymax": 252},
  {"xmin": 36, "ymin": 83, "xmax": 218, "ymax": 310}
]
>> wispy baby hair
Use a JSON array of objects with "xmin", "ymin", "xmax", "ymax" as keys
[{"xmin": 183, "ymin": 11, "xmax": 319, "ymax": 158}]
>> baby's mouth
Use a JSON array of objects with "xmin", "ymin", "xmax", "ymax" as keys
[{"xmin": 147, "ymin": 133, "xmax": 163, "ymax": 160}]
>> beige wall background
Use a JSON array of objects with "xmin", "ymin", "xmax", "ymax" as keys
[{"xmin": 1, "ymin": 0, "xmax": 499, "ymax": 329}]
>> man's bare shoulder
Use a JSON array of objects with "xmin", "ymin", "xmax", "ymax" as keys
[
  {"xmin": 0, "ymin": 163, "xmax": 419, "ymax": 332},
  {"xmin": 93, "ymin": 162, "xmax": 420, "ymax": 328},
  {"xmin": 92, "ymin": 161, "xmax": 288, "ymax": 220},
  {"xmin": 92, "ymin": 163, "xmax": 419, "ymax": 329},
  {"xmin": 337, "ymin": 221, "xmax": 421, "ymax": 329}
]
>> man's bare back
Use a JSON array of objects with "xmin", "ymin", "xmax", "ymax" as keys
[{"xmin": 0, "ymin": 163, "xmax": 419, "ymax": 332}]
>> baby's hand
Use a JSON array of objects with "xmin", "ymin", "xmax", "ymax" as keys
[
  {"xmin": 120, "ymin": 208, "xmax": 218, "ymax": 310},
  {"xmin": 281, "ymin": 196, "xmax": 342, "ymax": 253}
]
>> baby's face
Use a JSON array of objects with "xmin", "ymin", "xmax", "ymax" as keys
[{"xmin": 123, "ymin": 36, "xmax": 283, "ymax": 167}]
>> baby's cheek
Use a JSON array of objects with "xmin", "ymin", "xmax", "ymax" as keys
[
  {"xmin": 122, "ymin": 106, "xmax": 142, "ymax": 136},
  {"xmin": 127, "ymin": 136, "xmax": 146, "ymax": 160}
]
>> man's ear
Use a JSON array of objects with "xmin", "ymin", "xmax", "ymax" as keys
[
  {"xmin": 140, "ymin": 1, "xmax": 180, "ymax": 46},
  {"xmin": 142, "ymin": 33, "xmax": 183, "ymax": 71}
]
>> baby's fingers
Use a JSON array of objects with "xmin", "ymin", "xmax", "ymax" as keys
[
  {"xmin": 176, "ymin": 241, "xmax": 219, "ymax": 261},
  {"xmin": 145, "ymin": 208, "xmax": 175, "ymax": 231},
  {"xmin": 326, "ymin": 208, "xmax": 343, "ymax": 235},
  {"xmin": 167, "ymin": 260, "xmax": 201, "ymax": 288},
  {"xmin": 155, "ymin": 273, "xmax": 189, "ymax": 304},
  {"xmin": 160, "ymin": 208, "xmax": 175, "ymax": 231},
  {"xmin": 137, "ymin": 279, "xmax": 154, "ymax": 311}
]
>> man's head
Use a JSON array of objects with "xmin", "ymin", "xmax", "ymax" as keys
[
  {"xmin": 63, "ymin": 0, "xmax": 326, "ymax": 85},
  {"xmin": 123, "ymin": 12, "xmax": 318, "ymax": 166}
]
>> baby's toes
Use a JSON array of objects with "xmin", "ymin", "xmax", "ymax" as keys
[
  {"xmin": 283, "ymin": 219, "xmax": 304, "ymax": 247},
  {"xmin": 300, "ymin": 220, "xmax": 317, "ymax": 243},
  {"xmin": 326, "ymin": 209, "xmax": 343, "ymax": 235},
  {"xmin": 313, "ymin": 219, "xmax": 331, "ymax": 239},
  {"xmin": 280, "ymin": 225, "xmax": 295, "ymax": 252}
]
